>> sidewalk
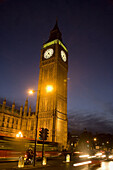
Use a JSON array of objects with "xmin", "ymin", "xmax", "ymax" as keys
[
  {"xmin": 16, "ymin": 162, "xmax": 49, "ymax": 169},
  {"xmin": 12, "ymin": 155, "xmax": 73, "ymax": 170}
]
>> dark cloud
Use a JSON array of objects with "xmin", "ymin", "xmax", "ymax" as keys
[
  {"xmin": 103, "ymin": 102, "xmax": 113, "ymax": 115},
  {"xmin": 68, "ymin": 109, "xmax": 113, "ymax": 134}
]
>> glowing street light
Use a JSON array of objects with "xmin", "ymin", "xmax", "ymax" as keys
[
  {"xmin": 28, "ymin": 90, "xmax": 35, "ymax": 94},
  {"xmin": 46, "ymin": 85, "xmax": 53, "ymax": 92},
  {"xmin": 94, "ymin": 138, "xmax": 97, "ymax": 141},
  {"xmin": 16, "ymin": 131, "xmax": 23, "ymax": 138}
]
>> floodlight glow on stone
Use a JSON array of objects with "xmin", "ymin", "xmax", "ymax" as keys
[{"xmin": 46, "ymin": 85, "xmax": 53, "ymax": 92}]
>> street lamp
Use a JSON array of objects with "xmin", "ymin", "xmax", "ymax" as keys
[
  {"xmin": 46, "ymin": 85, "xmax": 53, "ymax": 92},
  {"xmin": 94, "ymin": 138, "xmax": 97, "ymax": 142},
  {"xmin": 28, "ymin": 90, "xmax": 35, "ymax": 95},
  {"xmin": 28, "ymin": 89, "xmax": 40, "ymax": 167},
  {"xmin": 28, "ymin": 85, "xmax": 53, "ymax": 166},
  {"xmin": 16, "ymin": 131, "xmax": 23, "ymax": 138}
]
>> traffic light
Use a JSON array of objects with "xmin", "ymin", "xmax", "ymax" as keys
[
  {"xmin": 44, "ymin": 128, "xmax": 49, "ymax": 140},
  {"xmin": 39, "ymin": 128, "xmax": 44, "ymax": 140},
  {"xmin": 39, "ymin": 128, "xmax": 49, "ymax": 140}
]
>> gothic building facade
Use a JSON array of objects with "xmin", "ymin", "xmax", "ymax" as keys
[{"xmin": 0, "ymin": 99, "xmax": 36, "ymax": 139}]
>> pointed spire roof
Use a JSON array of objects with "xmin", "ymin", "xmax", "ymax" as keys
[
  {"xmin": 25, "ymin": 98, "xmax": 28, "ymax": 105},
  {"xmin": 46, "ymin": 20, "xmax": 62, "ymax": 43},
  {"xmin": 12, "ymin": 101, "xmax": 15, "ymax": 105}
]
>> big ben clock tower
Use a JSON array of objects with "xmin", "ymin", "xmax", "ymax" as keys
[{"xmin": 37, "ymin": 21, "xmax": 68, "ymax": 149}]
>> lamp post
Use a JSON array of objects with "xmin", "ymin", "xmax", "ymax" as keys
[
  {"xmin": 93, "ymin": 138, "xmax": 97, "ymax": 149},
  {"xmin": 28, "ymin": 85, "xmax": 53, "ymax": 166},
  {"xmin": 94, "ymin": 138, "xmax": 97, "ymax": 142},
  {"xmin": 33, "ymin": 90, "xmax": 40, "ymax": 166},
  {"xmin": 28, "ymin": 89, "xmax": 40, "ymax": 166}
]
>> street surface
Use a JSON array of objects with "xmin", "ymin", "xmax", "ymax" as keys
[{"xmin": 0, "ymin": 156, "xmax": 113, "ymax": 170}]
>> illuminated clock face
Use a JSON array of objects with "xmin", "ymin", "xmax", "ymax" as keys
[
  {"xmin": 44, "ymin": 48, "xmax": 54, "ymax": 59},
  {"xmin": 61, "ymin": 50, "xmax": 66, "ymax": 62}
]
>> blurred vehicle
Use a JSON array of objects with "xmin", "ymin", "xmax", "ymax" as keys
[
  {"xmin": 94, "ymin": 151, "xmax": 106, "ymax": 160},
  {"xmin": 88, "ymin": 158, "xmax": 101, "ymax": 168},
  {"xmin": 105, "ymin": 151, "xmax": 113, "ymax": 161},
  {"xmin": 0, "ymin": 135, "xmax": 60, "ymax": 161},
  {"xmin": 73, "ymin": 157, "xmax": 101, "ymax": 168}
]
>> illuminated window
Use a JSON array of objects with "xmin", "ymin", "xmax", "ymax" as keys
[
  {"xmin": 2, "ymin": 116, "xmax": 5, "ymax": 127},
  {"xmin": 15, "ymin": 120, "xmax": 18, "ymax": 129},
  {"xmin": 16, "ymin": 119, "xmax": 18, "ymax": 124},
  {"xmin": 3, "ymin": 116, "xmax": 5, "ymax": 122},
  {"xmin": 2, "ymin": 123, "xmax": 4, "ymax": 127},
  {"xmin": 12, "ymin": 118, "xmax": 14, "ymax": 123},
  {"xmin": 7, "ymin": 117, "xmax": 10, "ymax": 123},
  {"xmin": 31, "ymin": 121, "xmax": 34, "ymax": 130},
  {"xmin": 7, "ymin": 117, "xmax": 10, "ymax": 128},
  {"xmin": 12, "ymin": 118, "xmax": 14, "ymax": 128}
]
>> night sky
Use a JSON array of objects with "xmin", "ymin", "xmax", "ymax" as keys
[{"xmin": 1, "ymin": 0, "xmax": 113, "ymax": 134}]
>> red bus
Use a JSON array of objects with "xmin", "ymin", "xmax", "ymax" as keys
[{"xmin": 0, "ymin": 135, "xmax": 60, "ymax": 161}]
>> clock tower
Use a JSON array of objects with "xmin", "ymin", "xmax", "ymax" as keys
[{"xmin": 37, "ymin": 21, "xmax": 68, "ymax": 149}]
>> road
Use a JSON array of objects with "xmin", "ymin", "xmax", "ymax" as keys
[{"xmin": 0, "ymin": 156, "xmax": 113, "ymax": 170}]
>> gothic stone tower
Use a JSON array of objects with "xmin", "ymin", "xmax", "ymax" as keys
[{"xmin": 37, "ymin": 21, "xmax": 68, "ymax": 148}]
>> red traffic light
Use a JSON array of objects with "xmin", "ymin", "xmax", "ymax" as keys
[{"xmin": 39, "ymin": 128, "xmax": 44, "ymax": 140}]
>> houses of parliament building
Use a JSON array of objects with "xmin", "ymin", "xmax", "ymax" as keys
[
  {"xmin": 0, "ymin": 21, "xmax": 68, "ymax": 149},
  {"xmin": 0, "ymin": 98, "xmax": 36, "ymax": 139}
]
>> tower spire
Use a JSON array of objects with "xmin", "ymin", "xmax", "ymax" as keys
[
  {"xmin": 46, "ymin": 20, "xmax": 62, "ymax": 43},
  {"xmin": 24, "ymin": 98, "xmax": 28, "ymax": 116}
]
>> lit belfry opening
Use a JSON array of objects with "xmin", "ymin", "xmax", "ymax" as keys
[{"xmin": 37, "ymin": 20, "xmax": 68, "ymax": 150}]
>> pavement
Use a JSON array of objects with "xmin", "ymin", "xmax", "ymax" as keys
[
  {"xmin": 0, "ymin": 155, "xmax": 82, "ymax": 170},
  {"xmin": 1, "ymin": 154, "xmax": 102, "ymax": 170},
  {"xmin": 16, "ymin": 156, "xmax": 72, "ymax": 169}
]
